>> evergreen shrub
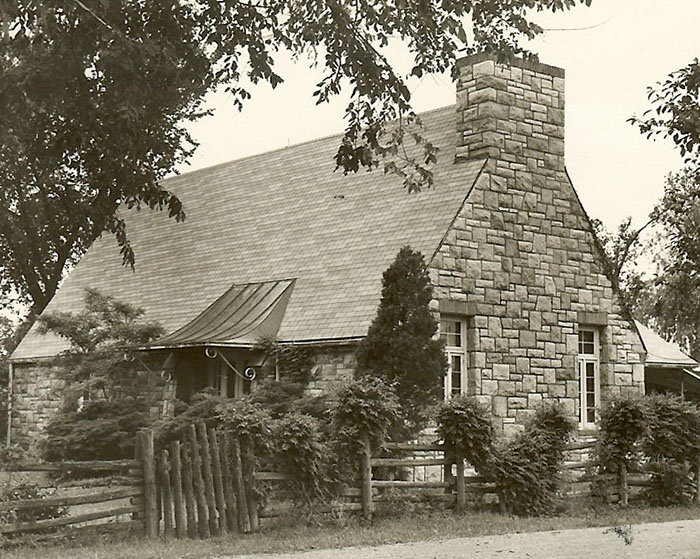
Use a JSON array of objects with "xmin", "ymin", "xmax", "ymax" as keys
[
  {"xmin": 642, "ymin": 394, "xmax": 700, "ymax": 505},
  {"xmin": 491, "ymin": 404, "xmax": 574, "ymax": 516},
  {"xmin": 595, "ymin": 394, "xmax": 647, "ymax": 472},
  {"xmin": 355, "ymin": 246, "xmax": 446, "ymax": 436}
]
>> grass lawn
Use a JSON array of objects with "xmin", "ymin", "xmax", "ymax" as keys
[{"xmin": 4, "ymin": 504, "xmax": 700, "ymax": 559}]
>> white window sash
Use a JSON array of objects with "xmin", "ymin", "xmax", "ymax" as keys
[
  {"xmin": 441, "ymin": 317, "xmax": 467, "ymax": 399},
  {"xmin": 577, "ymin": 328, "xmax": 600, "ymax": 428}
]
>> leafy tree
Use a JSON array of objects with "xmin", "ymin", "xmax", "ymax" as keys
[
  {"xmin": 0, "ymin": 0, "xmax": 592, "ymax": 314},
  {"xmin": 36, "ymin": 289, "xmax": 163, "ymax": 459},
  {"xmin": 591, "ymin": 217, "xmax": 654, "ymax": 314},
  {"xmin": 641, "ymin": 169, "xmax": 700, "ymax": 358},
  {"xmin": 630, "ymin": 58, "xmax": 700, "ymax": 173},
  {"xmin": 356, "ymin": 246, "xmax": 446, "ymax": 434},
  {"xmin": 37, "ymin": 288, "xmax": 164, "ymax": 404}
]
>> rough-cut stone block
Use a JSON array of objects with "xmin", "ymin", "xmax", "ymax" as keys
[{"xmin": 493, "ymin": 363, "xmax": 510, "ymax": 379}]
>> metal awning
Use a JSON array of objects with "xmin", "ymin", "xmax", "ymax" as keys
[
  {"xmin": 144, "ymin": 279, "xmax": 295, "ymax": 350},
  {"xmin": 635, "ymin": 320, "xmax": 698, "ymax": 368}
]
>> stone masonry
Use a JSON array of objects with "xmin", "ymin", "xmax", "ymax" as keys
[
  {"xmin": 428, "ymin": 53, "xmax": 645, "ymax": 436},
  {"xmin": 10, "ymin": 357, "xmax": 175, "ymax": 452},
  {"xmin": 8, "ymin": 54, "xmax": 646, "ymax": 446}
]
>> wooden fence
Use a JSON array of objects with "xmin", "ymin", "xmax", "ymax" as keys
[
  {"xmin": 145, "ymin": 423, "xmax": 260, "ymax": 539},
  {"xmin": 353, "ymin": 437, "xmax": 681, "ymax": 518},
  {"xmin": 0, "ymin": 458, "xmax": 143, "ymax": 538},
  {"xmin": 4, "ymin": 429, "xmax": 699, "ymax": 540}
]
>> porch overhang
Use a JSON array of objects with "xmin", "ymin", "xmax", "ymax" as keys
[{"xmin": 139, "ymin": 279, "xmax": 295, "ymax": 351}]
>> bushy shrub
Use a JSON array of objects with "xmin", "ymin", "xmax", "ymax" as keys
[
  {"xmin": 332, "ymin": 378, "xmax": 400, "ymax": 449},
  {"xmin": 436, "ymin": 396, "xmax": 493, "ymax": 471},
  {"xmin": 491, "ymin": 404, "xmax": 574, "ymax": 516},
  {"xmin": 216, "ymin": 397, "xmax": 273, "ymax": 454},
  {"xmin": 596, "ymin": 395, "xmax": 647, "ymax": 471},
  {"xmin": 644, "ymin": 459, "xmax": 695, "ymax": 506},
  {"xmin": 271, "ymin": 413, "xmax": 338, "ymax": 504},
  {"xmin": 641, "ymin": 394, "xmax": 700, "ymax": 505},
  {"xmin": 152, "ymin": 390, "xmax": 228, "ymax": 448},
  {"xmin": 642, "ymin": 394, "xmax": 700, "ymax": 463},
  {"xmin": 42, "ymin": 399, "xmax": 150, "ymax": 461}
]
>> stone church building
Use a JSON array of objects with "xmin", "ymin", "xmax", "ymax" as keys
[{"xmin": 9, "ymin": 54, "xmax": 647, "ymax": 447}]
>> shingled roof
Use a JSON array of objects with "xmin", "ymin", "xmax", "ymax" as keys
[{"xmin": 12, "ymin": 106, "xmax": 486, "ymax": 361}]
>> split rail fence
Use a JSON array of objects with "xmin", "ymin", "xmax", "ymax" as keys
[
  {"xmin": 0, "ymin": 458, "xmax": 143, "ymax": 539},
  {"xmin": 4, "ymin": 428, "xmax": 699, "ymax": 540}
]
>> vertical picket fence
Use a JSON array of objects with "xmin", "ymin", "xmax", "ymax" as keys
[{"xmin": 139, "ymin": 423, "xmax": 258, "ymax": 539}]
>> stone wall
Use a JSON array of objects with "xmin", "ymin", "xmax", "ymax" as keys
[
  {"xmin": 306, "ymin": 344, "xmax": 357, "ymax": 395},
  {"xmin": 10, "ymin": 357, "xmax": 173, "ymax": 453},
  {"xmin": 10, "ymin": 361, "xmax": 64, "ymax": 451},
  {"xmin": 428, "ymin": 54, "xmax": 645, "ymax": 436}
]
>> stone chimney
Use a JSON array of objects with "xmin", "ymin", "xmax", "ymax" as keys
[{"xmin": 455, "ymin": 53, "xmax": 565, "ymax": 171}]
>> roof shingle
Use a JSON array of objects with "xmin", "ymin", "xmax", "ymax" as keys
[{"xmin": 12, "ymin": 105, "xmax": 484, "ymax": 360}]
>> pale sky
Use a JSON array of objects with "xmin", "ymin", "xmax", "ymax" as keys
[{"xmin": 180, "ymin": 0, "xmax": 699, "ymax": 232}]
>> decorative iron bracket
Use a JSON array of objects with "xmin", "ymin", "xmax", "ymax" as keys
[
  {"xmin": 205, "ymin": 347, "xmax": 256, "ymax": 381},
  {"xmin": 124, "ymin": 352, "xmax": 172, "ymax": 382}
]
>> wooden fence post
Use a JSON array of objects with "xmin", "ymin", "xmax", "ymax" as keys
[
  {"xmin": 240, "ymin": 437, "xmax": 259, "ymax": 531},
  {"xmin": 619, "ymin": 461, "xmax": 629, "ymax": 506},
  {"xmin": 180, "ymin": 441, "xmax": 199, "ymax": 539},
  {"xmin": 188, "ymin": 424, "xmax": 211, "ymax": 538},
  {"xmin": 360, "ymin": 431, "xmax": 372, "ymax": 520},
  {"xmin": 160, "ymin": 449, "xmax": 174, "ymax": 539},
  {"xmin": 455, "ymin": 446, "xmax": 465, "ymax": 514},
  {"xmin": 208, "ymin": 427, "xmax": 228, "ymax": 535},
  {"xmin": 139, "ymin": 430, "xmax": 158, "ymax": 539},
  {"xmin": 170, "ymin": 440, "xmax": 186, "ymax": 539},
  {"xmin": 196, "ymin": 422, "xmax": 220, "ymax": 535},
  {"xmin": 231, "ymin": 437, "xmax": 251, "ymax": 533},
  {"xmin": 218, "ymin": 432, "xmax": 238, "ymax": 533}
]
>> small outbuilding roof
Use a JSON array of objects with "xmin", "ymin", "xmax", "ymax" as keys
[
  {"xmin": 635, "ymin": 321, "xmax": 698, "ymax": 368},
  {"xmin": 12, "ymin": 106, "xmax": 486, "ymax": 361}
]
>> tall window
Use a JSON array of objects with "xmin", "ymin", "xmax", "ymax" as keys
[
  {"xmin": 577, "ymin": 328, "xmax": 600, "ymax": 428},
  {"xmin": 207, "ymin": 358, "xmax": 248, "ymax": 398},
  {"xmin": 440, "ymin": 317, "xmax": 467, "ymax": 398}
]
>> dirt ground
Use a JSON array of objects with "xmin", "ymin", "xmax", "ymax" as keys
[{"xmin": 225, "ymin": 518, "xmax": 700, "ymax": 559}]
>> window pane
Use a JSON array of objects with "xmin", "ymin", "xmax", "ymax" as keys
[
  {"xmin": 586, "ymin": 406, "xmax": 595, "ymax": 424},
  {"xmin": 578, "ymin": 330, "xmax": 595, "ymax": 355},
  {"xmin": 451, "ymin": 355, "xmax": 462, "ymax": 395},
  {"xmin": 440, "ymin": 319, "xmax": 462, "ymax": 348}
]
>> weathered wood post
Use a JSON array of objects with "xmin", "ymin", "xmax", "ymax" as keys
[
  {"xmin": 188, "ymin": 424, "xmax": 211, "ymax": 538},
  {"xmin": 196, "ymin": 422, "xmax": 220, "ymax": 535},
  {"xmin": 218, "ymin": 432, "xmax": 238, "ymax": 533},
  {"xmin": 170, "ymin": 440, "xmax": 186, "ymax": 539},
  {"xmin": 160, "ymin": 449, "xmax": 174, "ymax": 539},
  {"xmin": 360, "ymin": 430, "xmax": 373, "ymax": 520},
  {"xmin": 180, "ymin": 441, "xmax": 198, "ymax": 539},
  {"xmin": 619, "ymin": 461, "xmax": 629, "ymax": 506},
  {"xmin": 208, "ymin": 427, "xmax": 228, "ymax": 535},
  {"xmin": 139, "ymin": 430, "xmax": 158, "ymax": 539},
  {"xmin": 455, "ymin": 445, "xmax": 465, "ymax": 514},
  {"xmin": 231, "ymin": 437, "xmax": 251, "ymax": 533},
  {"xmin": 240, "ymin": 437, "xmax": 259, "ymax": 532}
]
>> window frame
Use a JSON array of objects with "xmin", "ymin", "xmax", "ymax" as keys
[
  {"xmin": 577, "ymin": 327, "xmax": 600, "ymax": 429},
  {"xmin": 440, "ymin": 316, "xmax": 468, "ymax": 399}
]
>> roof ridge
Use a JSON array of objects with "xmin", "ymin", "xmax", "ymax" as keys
[{"xmin": 165, "ymin": 104, "xmax": 455, "ymax": 184}]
